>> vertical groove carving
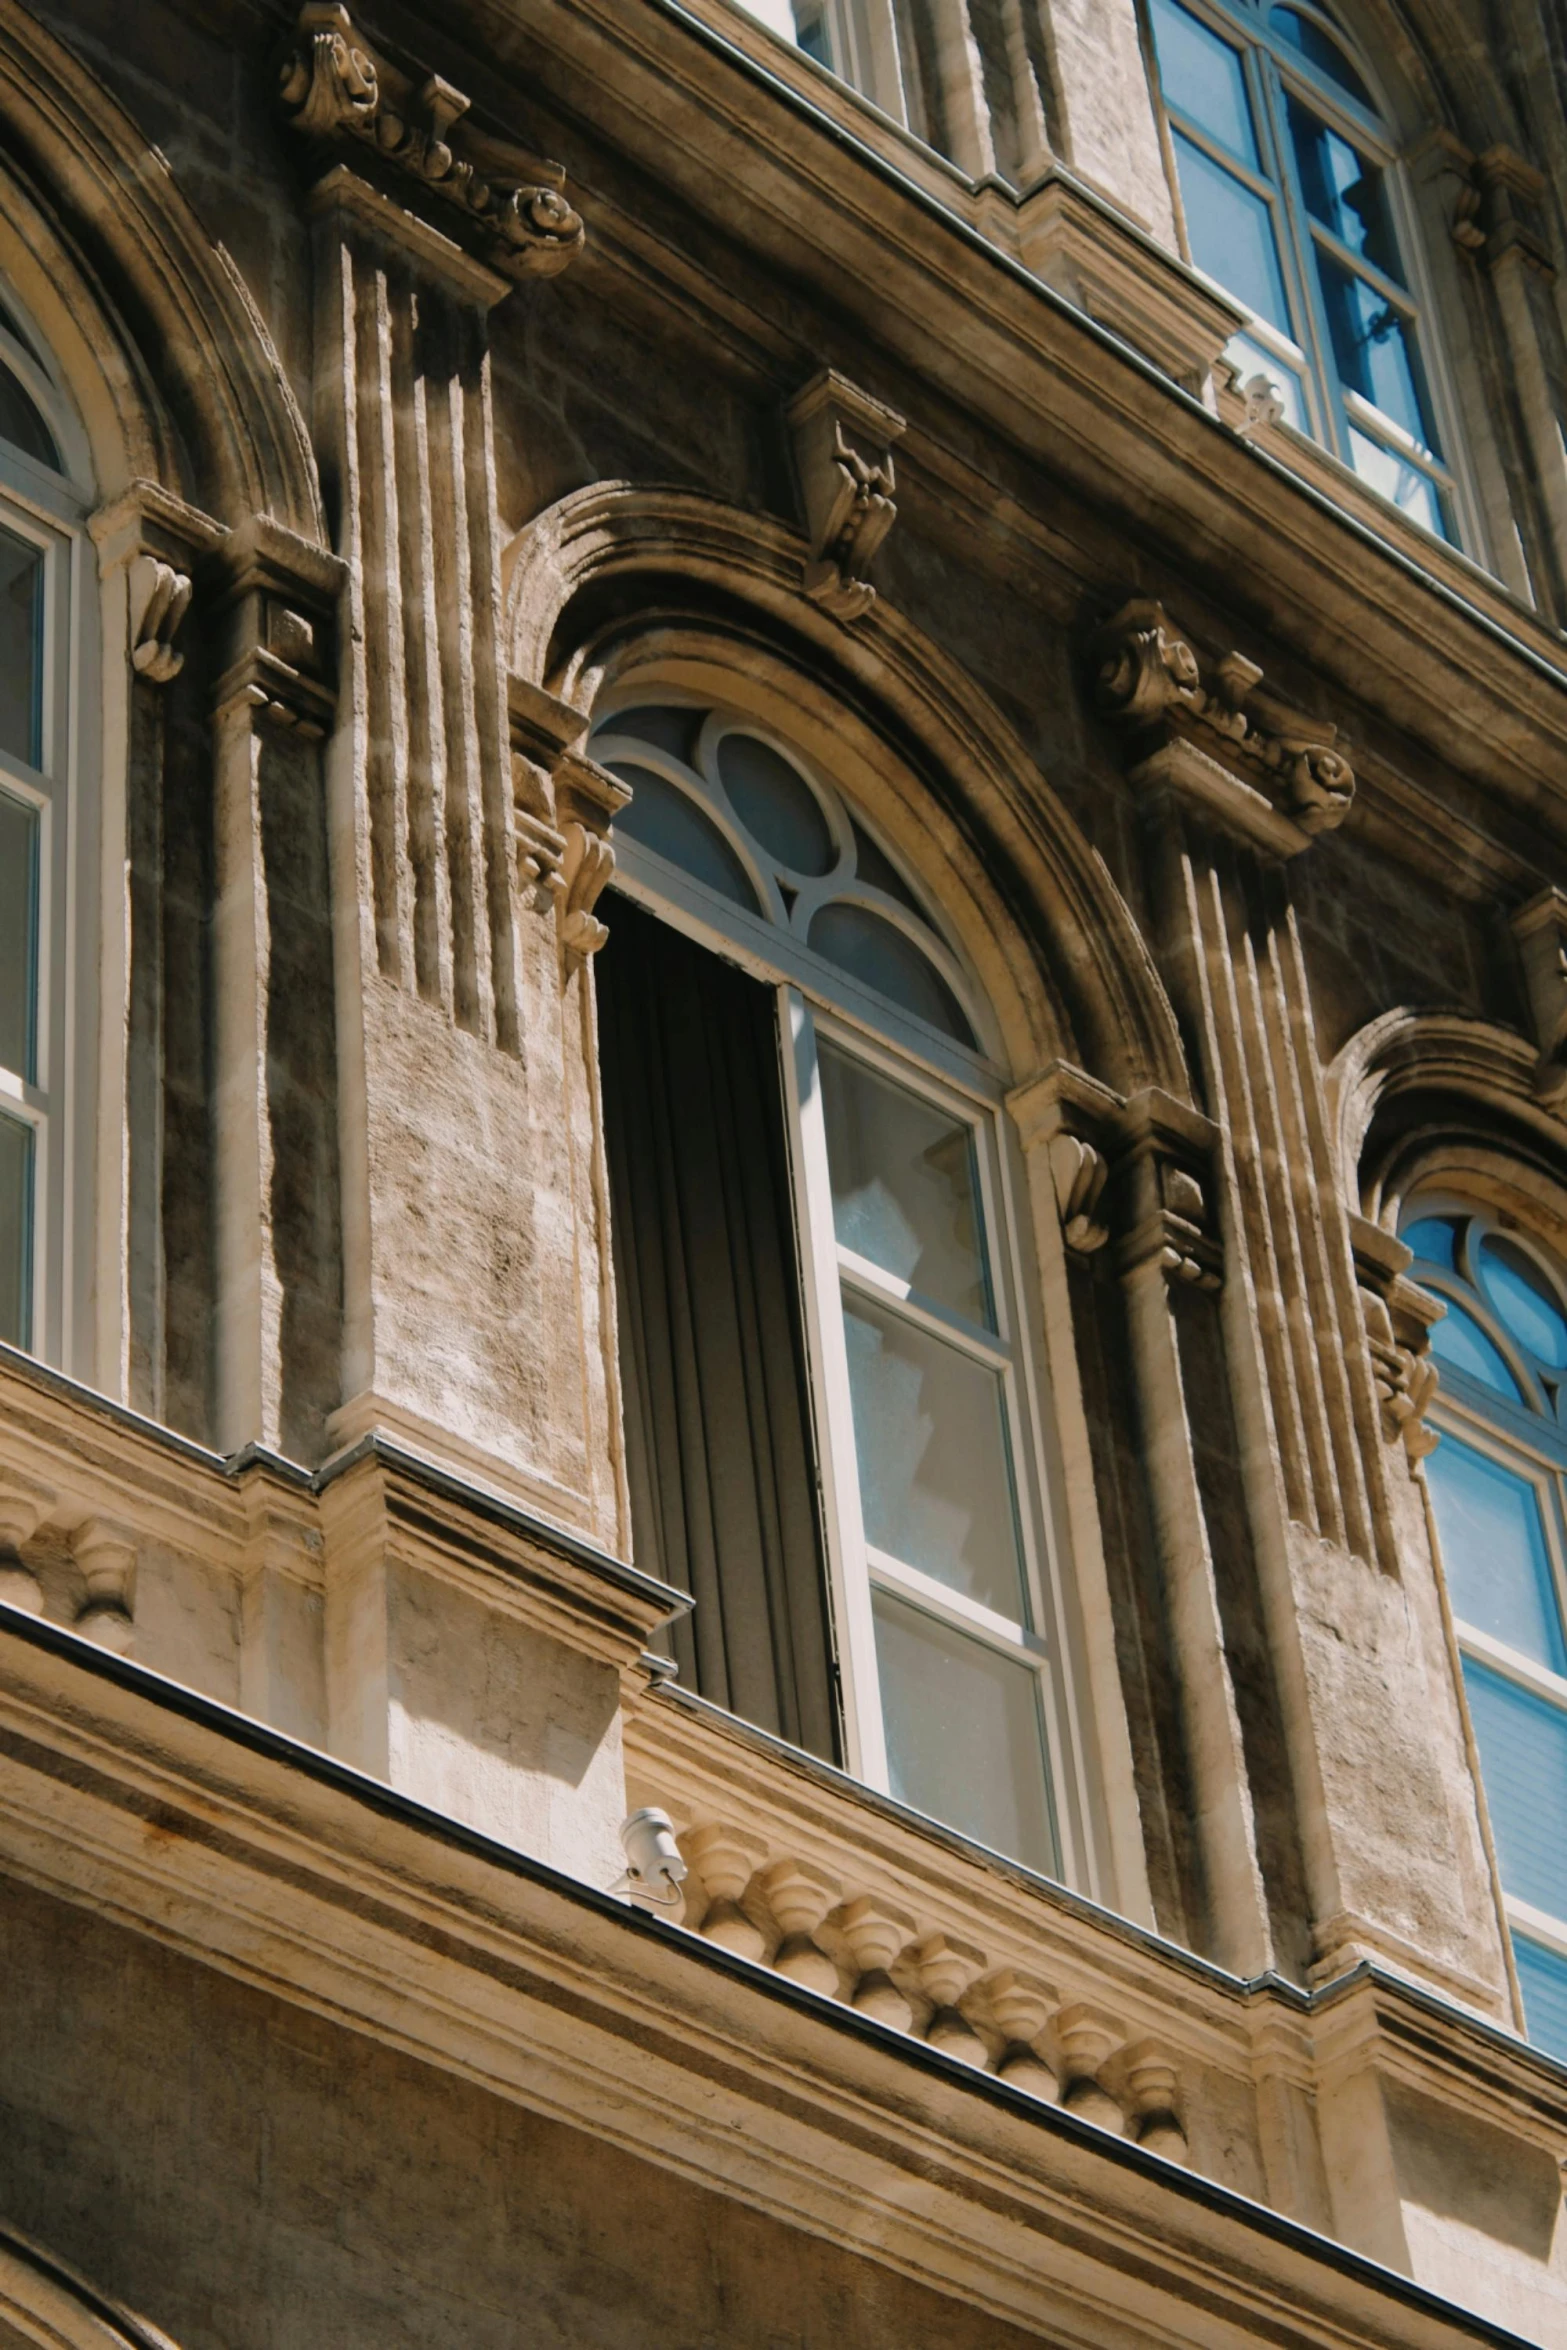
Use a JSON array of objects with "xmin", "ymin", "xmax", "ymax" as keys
[
  {"xmin": 355, "ymin": 254, "xmax": 412, "ymax": 983},
  {"xmin": 393, "ymin": 274, "xmax": 452, "ymax": 1009}
]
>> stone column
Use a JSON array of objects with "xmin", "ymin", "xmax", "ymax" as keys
[{"xmin": 1089, "ymin": 599, "xmax": 1509, "ymax": 2011}]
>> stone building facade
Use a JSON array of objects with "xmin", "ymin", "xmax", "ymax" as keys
[{"xmin": 2, "ymin": 0, "xmax": 1567, "ymax": 2341}]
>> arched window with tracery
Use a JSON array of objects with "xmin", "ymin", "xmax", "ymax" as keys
[
  {"xmin": 1146, "ymin": 0, "xmax": 1460, "ymax": 540},
  {"xmin": 1402, "ymin": 1201, "xmax": 1567, "ymax": 2060},
  {"xmin": 592, "ymin": 697, "xmax": 1088, "ymax": 1883},
  {"xmin": 0, "ymin": 293, "xmax": 86, "ymax": 1364}
]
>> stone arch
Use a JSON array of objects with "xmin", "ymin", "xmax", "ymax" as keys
[
  {"xmin": 0, "ymin": 0, "xmax": 321, "ymax": 535},
  {"xmin": 1327, "ymin": 1007, "xmax": 1567, "ymax": 1246},
  {"xmin": 503, "ymin": 482, "xmax": 1189, "ymax": 1102},
  {"xmin": 0, "ymin": 2226, "xmax": 182, "ymax": 2350}
]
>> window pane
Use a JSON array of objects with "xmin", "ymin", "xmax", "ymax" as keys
[
  {"xmin": 1462, "ymin": 1659, "xmax": 1567, "ymax": 1920},
  {"xmin": 1269, "ymin": 6, "xmax": 1375, "ymax": 106},
  {"xmin": 595, "ymin": 705, "xmax": 704, "ymax": 765},
  {"xmin": 1318, "ymin": 256, "xmax": 1435, "ymax": 448},
  {"xmin": 842, "ymin": 1291, "xmax": 1025, "ymax": 1616},
  {"xmin": 1285, "ymin": 95, "xmax": 1400, "ymax": 277},
  {"xmin": 1149, "ymin": 0, "xmax": 1259, "ymax": 163},
  {"xmin": 807, "ymin": 903, "xmax": 975, "ymax": 1045},
  {"xmin": 1345, "ymin": 428, "xmax": 1449, "ymax": 538},
  {"xmin": 1515, "ymin": 1934, "xmax": 1567, "ymax": 2064},
  {"xmin": 0, "ymin": 787, "xmax": 37, "ymax": 1081},
  {"xmin": 717, "ymin": 732, "xmax": 836, "ymax": 876},
  {"xmin": 1403, "ymin": 1213, "xmax": 1459, "ymax": 1272},
  {"xmin": 1426, "ymin": 1436, "xmax": 1567, "ymax": 1673},
  {"xmin": 0, "ymin": 525, "xmax": 42, "ymax": 769},
  {"xmin": 0, "ymin": 365, "xmax": 58, "ymax": 471},
  {"xmin": 0, "ymin": 1110, "xmax": 32, "ymax": 1348},
  {"xmin": 608, "ymin": 762, "xmax": 761, "ymax": 911},
  {"xmin": 873, "ymin": 1587, "xmax": 1056, "ymax": 1871},
  {"xmin": 1173, "ymin": 132, "xmax": 1293, "ymax": 335},
  {"xmin": 1428, "ymin": 1296, "xmax": 1522, "ymax": 1399},
  {"xmin": 819, "ymin": 1041, "xmax": 992, "ymax": 1326},
  {"xmin": 849, "ymin": 820, "xmax": 927, "ymax": 919},
  {"xmin": 1478, "ymin": 1235, "xmax": 1567, "ymax": 1370}
]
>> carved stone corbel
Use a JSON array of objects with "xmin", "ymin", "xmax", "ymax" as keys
[
  {"xmin": 279, "ymin": 3, "xmax": 585, "ymax": 284},
  {"xmin": 129, "ymin": 555, "xmax": 193, "ymax": 684},
  {"xmin": 786, "ymin": 370, "xmax": 906, "ymax": 623},
  {"xmin": 555, "ymin": 754, "xmax": 632, "ymax": 957},
  {"xmin": 1350, "ymin": 1214, "xmax": 1444, "ymax": 1464},
  {"xmin": 1048, "ymin": 1132, "xmax": 1110, "ymax": 1254},
  {"xmin": 1089, "ymin": 597, "xmax": 1355, "ymax": 856},
  {"xmin": 1510, "ymin": 888, "xmax": 1567, "ymax": 1109},
  {"xmin": 506, "ymin": 676, "xmax": 631, "ymax": 959},
  {"xmin": 211, "ymin": 516, "xmax": 344, "ymax": 737},
  {"xmin": 90, "ymin": 482, "xmax": 224, "ymax": 689},
  {"xmin": 1113, "ymin": 1088, "xmax": 1224, "ymax": 1293},
  {"xmin": 72, "ymin": 1518, "xmax": 137, "ymax": 1653}
]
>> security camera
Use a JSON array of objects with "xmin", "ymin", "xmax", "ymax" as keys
[{"xmin": 616, "ymin": 1807, "xmax": 688, "ymax": 1909}]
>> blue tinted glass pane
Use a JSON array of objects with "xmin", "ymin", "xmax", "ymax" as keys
[
  {"xmin": 807, "ymin": 903, "xmax": 975, "ymax": 1045},
  {"xmin": 608, "ymin": 763, "xmax": 760, "ymax": 911},
  {"xmin": 0, "ymin": 1110, "xmax": 31, "ymax": 1349},
  {"xmin": 1463, "ymin": 1660, "xmax": 1567, "ymax": 1918},
  {"xmin": 873, "ymin": 1587, "xmax": 1057, "ymax": 1872},
  {"xmin": 593, "ymin": 705, "xmax": 703, "ymax": 764},
  {"xmin": 1286, "ymin": 96, "xmax": 1401, "ymax": 278},
  {"xmin": 1269, "ymin": 7, "xmax": 1374, "ymax": 106},
  {"xmin": 1149, "ymin": 0, "xmax": 1258, "ymax": 162},
  {"xmin": 1318, "ymin": 256, "xmax": 1436, "ymax": 448},
  {"xmin": 0, "ymin": 366, "xmax": 57, "ymax": 471},
  {"xmin": 0, "ymin": 788, "xmax": 38, "ymax": 1081},
  {"xmin": 1345, "ymin": 428, "xmax": 1450, "ymax": 538},
  {"xmin": 1515, "ymin": 1934, "xmax": 1567, "ymax": 2062},
  {"xmin": 1174, "ymin": 132, "xmax": 1292, "ymax": 334},
  {"xmin": 716, "ymin": 733, "xmax": 835, "ymax": 876},
  {"xmin": 1479, "ymin": 1235, "xmax": 1567, "ymax": 1370},
  {"xmin": 1428, "ymin": 1297, "xmax": 1522, "ymax": 1399},
  {"xmin": 1426, "ymin": 1436, "xmax": 1567, "ymax": 1673},
  {"xmin": 1402, "ymin": 1214, "xmax": 1458, "ymax": 1272},
  {"xmin": 0, "ymin": 525, "xmax": 42, "ymax": 769}
]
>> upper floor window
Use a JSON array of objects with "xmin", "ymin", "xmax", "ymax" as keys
[
  {"xmin": 1147, "ymin": 0, "xmax": 1458, "ymax": 541},
  {"xmin": 594, "ymin": 699, "xmax": 1088, "ymax": 1883},
  {"xmin": 1403, "ymin": 1203, "xmax": 1567, "ymax": 2062},
  {"xmin": 0, "ymin": 297, "xmax": 88, "ymax": 1365},
  {"xmin": 728, "ymin": 0, "xmax": 910, "ymax": 124}
]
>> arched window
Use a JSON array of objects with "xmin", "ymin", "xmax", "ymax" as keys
[
  {"xmin": 594, "ymin": 699, "xmax": 1077, "ymax": 1880},
  {"xmin": 1146, "ymin": 0, "xmax": 1458, "ymax": 540},
  {"xmin": 0, "ymin": 297, "xmax": 84, "ymax": 1362},
  {"xmin": 1402, "ymin": 1202, "xmax": 1567, "ymax": 2060}
]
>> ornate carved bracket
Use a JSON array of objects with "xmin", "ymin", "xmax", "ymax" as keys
[
  {"xmin": 507, "ymin": 675, "xmax": 631, "ymax": 958},
  {"xmin": 1010, "ymin": 1063, "xmax": 1222, "ymax": 1289},
  {"xmin": 212, "ymin": 516, "xmax": 345, "ymax": 738},
  {"xmin": 1089, "ymin": 597, "xmax": 1355, "ymax": 857},
  {"xmin": 1510, "ymin": 887, "xmax": 1567, "ymax": 1110},
  {"xmin": 1350, "ymin": 1215, "xmax": 1444, "ymax": 1464},
  {"xmin": 279, "ymin": 4, "xmax": 584, "ymax": 284},
  {"xmin": 786, "ymin": 370, "xmax": 906, "ymax": 623},
  {"xmin": 1442, "ymin": 138, "xmax": 1556, "ymax": 279},
  {"xmin": 90, "ymin": 482, "xmax": 225, "ymax": 691}
]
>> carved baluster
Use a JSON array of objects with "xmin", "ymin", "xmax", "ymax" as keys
[
  {"xmin": 0, "ymin": 1483, "xmax": 52, "ymax": 1616},
  {"xmin": 758, "ymin": 1857, "xmax": 842, "ymax": 1996},
  {"xmin": 1055, "ymin": 2003, "xmax": 1125, "ymax": 2132},
  {"xmin": 836, "ymin": 1895, "xmax": 916, "ymax": 2030},
  {"xmin": 911, "ymin": 1933, "xmax": 989, "ymax": 2066},
  {"xmin": 72, "ymin": 1520, "xmax": 137, "ymax": 1653},
  {"xmin": 984, "ymin": 1969, "xmax": 1060, "ymax": 2101},
  {"xmin": 1123, "ymin": 2041, "xmax": 1188, "ymax": 2163},
  {"xmin": 681, "ymin": 1824, "xmax": 768, "ymax": 1960}
]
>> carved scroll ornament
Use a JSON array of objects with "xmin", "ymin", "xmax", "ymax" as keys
[
  {"xmin": 787, "ymin": 371, "xmax": 907, "ymax": 623},
  {"xmin": 1092, "ymin": 597, "xmax": 1355, "ymax": 852},
  {"xmin": 279, "ymin": 5, "xmax": 585, "ymax": 282}
]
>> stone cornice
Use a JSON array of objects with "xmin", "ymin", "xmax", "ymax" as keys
[
  {"xmin": 448, "ymin": 0, "xmax": 1567, "ymax": 884},
  {"xmin": 0, "ymin": 1613, "xmax": 1548, "ymax": 2350}
]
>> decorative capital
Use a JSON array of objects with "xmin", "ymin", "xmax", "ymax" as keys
[
  {"xmin": 1349, "ymin": 1214, "xmax": 1444, "ymax": 1463},
  {"xmin": 211, "ymin": 514, "xmax": 346, "ymax": 738},
  {"xmin": 786, "ymin": 370, "xmax": 906, "ymax": 623},
  {"xmin": 279, "ymin": 4, "xmax": 585, "ymax": 286},
  {"xmin": 1447, "ymin": 142, "xmax": 1555, "ymax": 277},
  {"xmin": 1009, "ymin": 1063, "xmax": 1221, "ymax": 1289},
  {"xmin": 507, "ymin": 678, "xmax": 630, "ymax": 961},
  {"xmin": 1089, "ymin": 597, "xmax": 1354, "ymax": 856},
  {"xmin": 90, "ymin": 482, "xmax": 225, "ymax": 691},
  {"xmin": 1510, "ymin": 888, "xmax": 1567, "ymax": 1109}
]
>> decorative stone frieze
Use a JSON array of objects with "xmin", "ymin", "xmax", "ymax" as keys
[
  {"xmin": 279, "ymin": 3, "xmax": 584, "ymax": 283},
  {"xmin": 1091, "ymin": 597, "xmax": 1355, "ymax": 855},
  {"xmin": 786, "ymin": 370, "xmax": 906, "ymax": 622}
]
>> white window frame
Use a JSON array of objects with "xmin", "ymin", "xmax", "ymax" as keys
[
  {"xmin": 1406, "ymin": 1200, "xmax": 1567, "ymax": 2040},
  {"xmin": 0, "ymin": 297, "xmax": 94, "ymax": 1372},
  {"xmin": 1148, "ymin": 0, "xmax": 1478, "ymax": 549},
  {"xmin": 596, "ymin": 697, "xmax": 1101, "ymax": 1893}
]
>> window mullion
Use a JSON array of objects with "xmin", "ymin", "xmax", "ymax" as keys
[{"xmin": 778, "ymin": 984, "xmax": 889, "ymax": 1789}]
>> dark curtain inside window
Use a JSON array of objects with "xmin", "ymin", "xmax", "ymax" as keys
[{"xmin": 598, "ymin": 895, "xmax": 838, "ymax": 1762}]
